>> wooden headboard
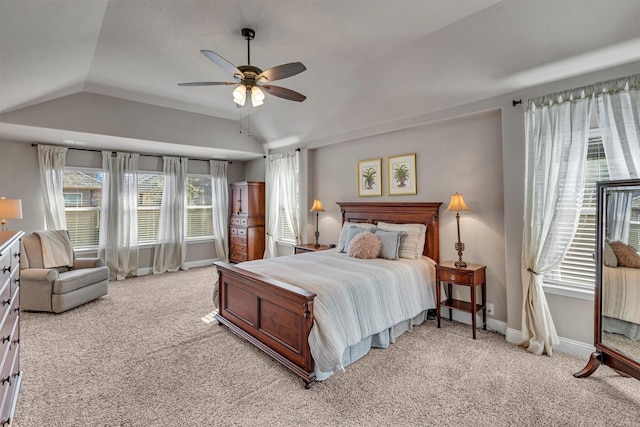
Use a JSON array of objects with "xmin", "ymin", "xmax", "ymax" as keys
[{"xmin": 337, "ymin": 202, "xmax": 442, "ymax": 263}]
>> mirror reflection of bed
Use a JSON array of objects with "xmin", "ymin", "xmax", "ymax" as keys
[
  {"xmin": 601, "ymin": 186, "xmax": 640, "ymax": 364},
  {"xmin": 575, "ymin": 179, "xmax": 640, "ymax": 380}
]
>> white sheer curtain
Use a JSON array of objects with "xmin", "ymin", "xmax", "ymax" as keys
[
  {"xmin": 99, "ymin": 151, "xmax": 139, "ymax": 281},
  {"xmin": 153, "ymin": 156, "xmax": 188, "ymax": 274},
  {"xmin": 210, "ymin": 160, "xmax": 229, "ymax": 262},
  {"xmin": 597, "ymin": 74, "xmax": 640, "ymax": 179},
  {"xmin": 521, "ymin": 93, "xmax": 593, "ymax": 356},
  {"xmin": 37, "ymin": 145, "xmax": 67, "ymax": 230},
  {"xmin": 597, "ymin": 75, "xmax": 640, "ymax": 243},
  {"xmin": 264, "ymin": 150, "xmax": 300, "ymax": 258}
]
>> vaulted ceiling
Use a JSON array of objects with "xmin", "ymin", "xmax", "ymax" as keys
[{"xmin": 2, "ymin": 0, "xmax": 640, "ymax": 160}]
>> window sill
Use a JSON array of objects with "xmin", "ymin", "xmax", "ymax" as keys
[{"xmin": 542, "ymin": 281, "xmax": 594, "ymax": 301}]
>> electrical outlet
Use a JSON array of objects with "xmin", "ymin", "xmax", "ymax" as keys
[{"xmin": 486, "ymin": 303, "xmax": 494, "ymax": 316}]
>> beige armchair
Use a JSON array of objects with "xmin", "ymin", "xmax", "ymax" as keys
[{"xmin": 20, "ymin": 231, "xmax": 109, "ymax": 313}]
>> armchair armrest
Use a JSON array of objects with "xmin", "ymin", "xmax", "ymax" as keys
[
  {"xmin": 73, "ymin": 258, "xmax": 105, "ymax": 269},
  {"xmin": 20, "ymin": 268, "xmax": 59, "ymax": 283}
]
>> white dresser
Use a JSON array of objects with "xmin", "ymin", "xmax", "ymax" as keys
[{"xmin": 0, "ymin": 231, "xmax": 23, "ymax": 426}]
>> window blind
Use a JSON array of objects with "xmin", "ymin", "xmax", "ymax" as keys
[
  {"xmin": 137, "ymin": 173, "xmax": 163, "ymax": 244},
  {"xmin": 186, "ymin": 175, "xmax": 213, "ymax": 239}
]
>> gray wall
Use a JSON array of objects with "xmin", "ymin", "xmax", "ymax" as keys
[{"xmin": 311, "ymin": 110, "xmax": 508, "ymax": 322}]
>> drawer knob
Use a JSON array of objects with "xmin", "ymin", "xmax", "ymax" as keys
[
  {"xmin": 13, "ymin": 306, "xmax": 19, "ymax": 313},
  {"xmin": 13, "ymin": 277, "xmax": 20, "ymax": 285},
  {"xmin": 1, "ymin": 266, "xmax": 9, "ymax": 274},
  {"xmin": 2, "ymin": 298, "xmax": 10, "ymax": 306},
  {"xmin": 11, "ymin": 338, "xmax": 19, "ymax": 345},
  {"xmin": 450, "ymin": 274, "xmax": 456, "ymax": 281},
  {"xmin": 1, "ymin": 336, "xmax": 9, "ymax": 344},
  {"xmin": 0, "ymin": 376, "xmax": 10, "ymax": 385},
  {"xmin": 13, "ymin": 251, "xmax": 20, "ymax": 258}
]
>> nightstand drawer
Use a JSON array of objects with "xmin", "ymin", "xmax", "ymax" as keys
[
  {"xmin": 439, "ymin": 269, "xmax": 472, "ymax": 285},
  {"xmin": 230, "ymin": 235, "xmax": 247, "ymax": 244}
]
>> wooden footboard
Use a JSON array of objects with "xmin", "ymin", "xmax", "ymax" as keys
[{"xmin": 213, "ymin": 261, "xmax": 317, "ymax": 388}]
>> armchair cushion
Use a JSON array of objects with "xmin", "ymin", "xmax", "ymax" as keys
[{"xmin": 54, "ymin": 266, "xmax": 109, "ymax": 294}]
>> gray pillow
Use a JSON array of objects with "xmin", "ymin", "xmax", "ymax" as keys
[
  {"xmin": 374, "ymin": 229, "xmax": 406, "ymax": 260},
  {"xmin": 604, "ymin": 241, "xmax": 618, "ymax": 267},
  {"xmin": 341, "ymin": 226, "xmax": 371, "ymax": 253}
]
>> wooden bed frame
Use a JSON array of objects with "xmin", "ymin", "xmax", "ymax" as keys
[{"xmin": 213, "ymin": 202, "xmax": 441, "ymax": 387}]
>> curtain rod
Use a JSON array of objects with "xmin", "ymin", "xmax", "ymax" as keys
[
  {"xmin": 263, "ymin": 147, "xmax": 301, "ymax": 159},
  {"xmin": 31, "ymin": 143, "xmax": 232, "ymax": 164}
]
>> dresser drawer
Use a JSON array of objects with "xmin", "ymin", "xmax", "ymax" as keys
[
  {"xmin": 8, "ymin": 240, "xmax": 20, "ymax": 272},
  {"xmin": 230, "ymin": 227, "xmax": 247, "ymax": 237},
  {"xmin": 230, "ymin": 235, "xmax": 247, "ymax": 245},
  {"xmin": 231, "ymin": 217, "xmax": 249, "ymax": 226},
  {"xmin": 438, "ymin": 268, "xmax": 472, "ymax": 285},
  {"xmin": 230, "ymin": 243, "xmax": 247, "ymax": 254},
  {"xmin": 0, "ymin": 252, "xmax": 10, "ymax": 287},
  {"xmin": 230, "ymin": 251, "xmax": 248, "ymax": 263}
]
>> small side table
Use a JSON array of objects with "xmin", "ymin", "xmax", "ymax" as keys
[
  {"xmin": 294, "ymin": 243, "xmax": 331, "ymax": 254},
  {"xmin": 436, "ymin": 261, "xmax": 487, "ymax": 339}
]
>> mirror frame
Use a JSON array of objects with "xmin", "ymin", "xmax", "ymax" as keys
[{"xmin": 575, "ymin": 178, "xmax": 640, "ymax": 380}]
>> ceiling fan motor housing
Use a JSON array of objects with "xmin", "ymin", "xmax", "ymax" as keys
[{"xmin": 242, "ymin": 28, "xmax": 255, "ymax": 41}]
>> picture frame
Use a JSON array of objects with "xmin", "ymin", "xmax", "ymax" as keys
[
  {"xmin": 388, "ymin": 153, "xmax": 417, "ymax": 195},
  {"xmin": 357, "ymin": 158, "xmax": 382, "ymax": 197}
]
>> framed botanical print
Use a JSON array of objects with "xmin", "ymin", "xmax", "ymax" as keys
[
  {"xmin": 357, "ymin": 158, "xmax": 382, "ymax": 196},
  {"xmin": 388, "ymin": 153, "xmax": 417, "ymax": 195}
]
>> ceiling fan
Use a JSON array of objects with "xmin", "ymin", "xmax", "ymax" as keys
[{"xmin": 178, "ymin": 28, "xmax": 306, "ymax": 107}]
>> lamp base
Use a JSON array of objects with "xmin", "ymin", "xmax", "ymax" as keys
[{"xmin": 455, "ymin": 259, "xmax": 468, "ymax": 268}]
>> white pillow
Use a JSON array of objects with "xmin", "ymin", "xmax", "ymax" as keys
[
  {"xmin": 337, "ymin": 222, "xmax": 377, "ymax": 252},
  {"xmin": 376, "ymin": 221, "xmax": 426, "ymax": 259}
]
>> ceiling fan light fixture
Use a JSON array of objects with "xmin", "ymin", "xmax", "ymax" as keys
[
  {"xmin": 251, "ymin": 87, "xmax": 265, "ymax": 107},
  {"xmin": 233, "ymin": 84, "xmax": 247, "ymax": 106}
]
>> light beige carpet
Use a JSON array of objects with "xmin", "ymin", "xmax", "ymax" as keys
[{"xmin": 14, "ymin": 266, "xmax": 640, "ymax": 426}]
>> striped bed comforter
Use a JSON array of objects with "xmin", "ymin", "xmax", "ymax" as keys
[
  {"xmin": 603, "ymin": 265, "xmax": 640, "ymax": 325},
  {"xmin": 237, "ymin": 249, "xmax": 437, "ymax": 373}
]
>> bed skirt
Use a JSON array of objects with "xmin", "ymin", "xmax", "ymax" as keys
[
  {"xmin": 603, "ymin": 316, "xmax": 640, "ymax": 341},
  {"xmin": 315, "ymin": 309, "xmax": 430, "ymax": 381}
]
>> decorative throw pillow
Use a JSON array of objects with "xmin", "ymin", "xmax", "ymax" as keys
[
  {"xmin": 603, "ymin": 241, "xmax": 618, "ymax": 267},
  {"xmin": 374, "ymin": 229, "xmax": 406, "ymax": 260},
  {"xmin": 608, "ymin": 241, "xmax": 640, "ymax": 268},
  {"xmin": 342, "ymin": 226, "xmax": 370, "ymax": 253},
  {"xmin": 337, "ymin": 222, "xmax": 377, "ymax": 252},
  {"xmin": 376, "ymin": 221, "xmax": 426, "ymax": 259},
  {"xmin": 347, "ymin": 232, "xmax": 381, "ymax": 259}
]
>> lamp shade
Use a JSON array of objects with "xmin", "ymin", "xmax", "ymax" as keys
[
  {"xmin": 445, "ymin": 193, "xmax": 469, "ymax": 213},
  {"xmin": 251, "ymin": 87, "xmax": 265, "ymax": 107},
  {"xmin": 309, "ymin": 199, "xmax": 325, "ymax": 212},
  {"xmin": 0, "ymin": 198, "xmax": 23, "ymax": 219},
  {"xmin": 233, "ymin": 85, "xmax": 247, "ymax": 106}
]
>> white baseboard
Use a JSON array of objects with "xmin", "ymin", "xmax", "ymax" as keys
[
  {"xmin": 136, "ymin": 258, "xmax": 217, "ymax": 277},
  {"xmin": 505, "ymin": 326, "xmax": 595, "ymax": 360},
  {"xmin": 449, "ymin": 311, "xmax": 595, "ymax": 360}
]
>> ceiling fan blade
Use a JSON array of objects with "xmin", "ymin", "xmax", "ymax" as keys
[
  {"xmin": 257, "ymin": 62, "xmax": 306, "ymax": 82},
  {"xmin": 261, "ymin": 84, "xmax": 306, "ymax": 102},
  {"xmin": 201, "ymin": 50, "xmax": 244, "ymax": 80},
  {"xmin": 178, "ymin": 81, "xmax": 237, "ymax": 86}
]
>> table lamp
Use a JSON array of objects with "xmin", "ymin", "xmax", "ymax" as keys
[
  {"xmin": 0, "ymin": 198, "xmax": 23, "ymax": 231},
  {"xmin": 445, "ymin": 192, "xmax": 470, "ymax": 268},
  {"xmin": 309, "ymin": 199, "xmax": 325, "ymax": 248}
]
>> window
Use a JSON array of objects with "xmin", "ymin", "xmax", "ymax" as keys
[
  {"xmin": 64, "ymin": 168, "xmax": 214, "ymax": 248},
  {"xmin": 186, "ymin": 175, "xmax": 213, "ymax": 239},
  {"xmin": 545, "ymin": 135, "xmax": 609, "ymax": 289},
  {"xmin": 137, "ymin": 173, "xmax": 163, "ymax": 244},
  {"xmin": 63, "ymin": 169, "xmax": 103, "ymax": 248}
]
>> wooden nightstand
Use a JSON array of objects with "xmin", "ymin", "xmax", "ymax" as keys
[
  {"xmin": 436, "ymin": 261, "xmax": 487, "ymax": 339},
  {"xmin": 294, "ymin": 243, "xmax": 332, "ymax": 254}
]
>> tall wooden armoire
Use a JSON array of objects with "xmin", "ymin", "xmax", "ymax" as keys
[{"xmin": 229, "ymin": 181, "xmax": 265, "ymax": 263}]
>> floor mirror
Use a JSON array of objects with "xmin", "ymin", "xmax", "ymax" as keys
[{"xmin": 575, "ymin": 178, "xmax": 640, "ymax": 380}]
